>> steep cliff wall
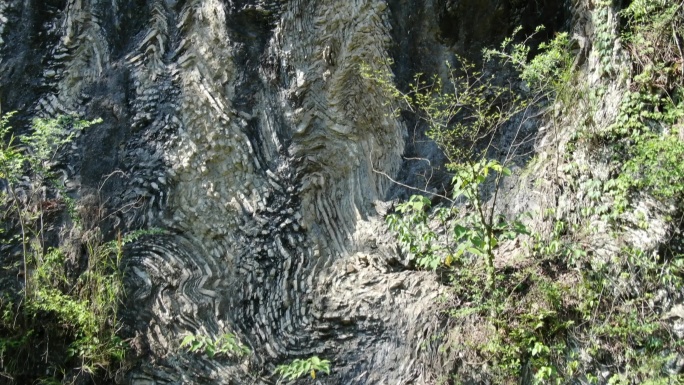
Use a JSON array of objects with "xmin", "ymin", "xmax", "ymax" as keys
[{"xmin": 0, "ymin": 1, "xmax": 595, "ymax": 384}]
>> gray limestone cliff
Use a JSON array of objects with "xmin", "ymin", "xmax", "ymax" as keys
[{"xmin": 0, "ymin": 1, "xmax": 626, "ymax": 384}]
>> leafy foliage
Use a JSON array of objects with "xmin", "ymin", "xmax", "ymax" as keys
[
  {"xmin": 449, "ymin": 159, "xmax": 529, "ymax": 291},
  {"xmin": 621, "ymin": 0, "xmax": 684, "ymax": 89},
  {"xmin": 0, "ymin": 112, "xmax": 135, "ymax": 383},
  {"xmin": 383, "ymin": 7, "xmax": 684, "ymax": 383},
  {"xmin": 274, "ymin": 356, "xmax": 331, "ymax": 381},
  {"xmin": 374, "ymin": 27, "xmax": 571, "ymax": 383},
  {"xmin": 0, "ymin": 112, "xmax": 23, "ymax": 185},
  {"xmin": 25, "ymin": 115, "xmax": 101, "ymax": 172},
  {"xmin": 611, "ymin": 131, "xmax": 684, "ymax": 210},
  {"xmin": 180, "ymin": 333, "xmax": 250, "ymax": 359},
  {"xmin": 386, "ymin": 195, "xmax": 442, "ymax": 269},
  {"xmin": 362, "ymin": 56, "xmax": 527, "ymax": 164},
  {"xmin": 484, "ymin": 26, "xmax": 573, "ymax": 95}
]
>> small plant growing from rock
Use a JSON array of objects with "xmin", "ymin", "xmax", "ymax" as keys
[
  {"xmin": 274, "ymin": 356, "xmax": 331, "ymax": 381},
  {"xmin": 375, "ymin": 13, "xmax": 684, "ymax": 384},
  {"xmin": 180, "ymin": 333, "xmax": 250, "ymax": 358},
  {"xmin": 0, "ymin": 112, "xmax": 141, "ymax": 383}
]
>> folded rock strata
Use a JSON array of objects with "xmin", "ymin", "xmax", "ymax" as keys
[{"xmin": 0, "ymin": 0, "xmax": 566, "ymax": 383}]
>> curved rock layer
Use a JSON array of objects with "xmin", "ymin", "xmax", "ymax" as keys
[{"xmin": 0, "ymin": 0, "xmax": 565, "ymax": 383}]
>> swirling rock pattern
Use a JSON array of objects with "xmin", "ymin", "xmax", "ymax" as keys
[{"xmin": 0, "ymin": 0, "xmax": 564, "ymax": 383}]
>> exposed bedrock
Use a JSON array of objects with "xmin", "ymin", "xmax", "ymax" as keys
[{"xmin": 0, "ymin": 0, "xmax": 566, "ymax": 383}]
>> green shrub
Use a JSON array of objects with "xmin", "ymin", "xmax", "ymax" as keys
[
  {"xmin": 0, "ymin": 112, "xmax": 134, "ymax": 383},
  {"xmin": 274, "ymin": 356, "xmax": 331, "ymax": 381},
  {"xmin": 381, "ymin": 14, "xmax": 684, "ymax": 384},
  {"xmin": 621, "ymin": 0, "xmax": 683, "ymax": 89},
  {"xmin": 180, "ymin": 333, "xmax": 250, "ymax": 358}
]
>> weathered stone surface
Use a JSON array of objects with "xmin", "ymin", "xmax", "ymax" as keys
[{"xmin": 0, "ymin": 0, "xmax": 568, "ymax": 384}]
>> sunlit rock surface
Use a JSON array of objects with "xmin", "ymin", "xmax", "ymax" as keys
[{"xmin": 0, "ymin": 0, "xmax": 565, "ymax": 383}]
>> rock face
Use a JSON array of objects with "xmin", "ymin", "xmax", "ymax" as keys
[{"xmin": 0, "ymin": 0, "xmax": 565, "ymax": 383}]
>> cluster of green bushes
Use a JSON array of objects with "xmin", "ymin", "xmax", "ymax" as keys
[
  {"xmin": 376, "ymin": 1, "xmax": 684, "ymax": 383},
  {"xmin": 0, "ymin": 113, "xmax": 134, "ymax": 384}
]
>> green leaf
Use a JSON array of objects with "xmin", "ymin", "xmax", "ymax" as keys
[
  {"xmin": 490, "ymin": 237, "xmax": 498, "ymax": 249},
  {"xmin": 454, "ymin": 225, "xmax": 468, "ymax": 240},
  {"xmin": 205, "ymin": 344, "xmax": 215, "ymax": 358},
  {"xmin": 467, "ymin": 247, "xmax": 484, "ymax": 256},
  {"xmin": 191, "ymin": 340, "xmax": 203, "ymax": 352},
  {"xmin": 180, "ymin": 335, "xmax": 195, "ymax": 348}
]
